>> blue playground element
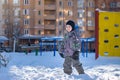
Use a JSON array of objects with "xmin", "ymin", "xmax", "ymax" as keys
[
  {"xmin": 39, "ymin": 36, "xmax": 95, "ymax": 57},
  {"xmin": 80, "ymin": 38, "xmax": 95, "ymax": 57},
  {"xmin": 39, "ymin": 36, "xmax": 63, "ymax": 56}
]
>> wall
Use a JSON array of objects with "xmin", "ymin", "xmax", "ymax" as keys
[{"xmin": 98, "ymin": 11, "xmax": 120, "ymax": 56}]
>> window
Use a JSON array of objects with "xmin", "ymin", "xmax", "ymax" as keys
[
  {"xmin": 78, "ymin": 13, "xmax": 82, "ymax": 18},
  {"xmin": 13, "ymin": 19, "xmax": 19, "ymax": 25},
  {"xmin": 88, "ymin": 1, "xmax": 94, "ymax": 8},
  {"xmin": 23, "ymin": 9, "xmax": 29, "ymax": 15},
  {"xmin": 78, "ymin": 0, "xmax": 84, "ymax": 8},
  {"xmin": 68, "ymin": 10, "xmax": 73, "ymax": 16},
  {"xmin": 59, "ymin": 21, "xmax": 62, "ymax": 25},
  {"xmin": 110, "ymin": 2, "xmax": 117, "ymax": 8},
  {"xmin": 68, "ymin": 1, "xmax": 73, "ymax": 6},
  {"xmin": 3, "ymin": 0, "xmax": 8, "ymax": 4},
  {"xmin": 59, "ymin": 11, "xmax": 62, "ymax": 16},
  {"xmin": 13, "ymin": 0, "xmax": 19, "ymax": 5},
  {"xmin": 88, "ymin": 20, "xmax": 94, "ymax": 26},
  {"xmin": 59, "ymin": 31, "xmax": 62, "ymax": 36},
  {"xmin": 101, "ymin": 3, "xmax": 106, "ymax": 9},
  {"xmin": 38, "ymin": 11, "xmax": 41, "ymax": 15},
  {"xmin": 14, "ymin": 8, "xmax": 20, "ymax": 16},
  {"xmin": 24, "ymin": 29, "xmax": 29, "ymax": 34},
  {"xmin": 88, "ymin": 11, "xmax": 94, "ymax": 17},
  {"xmin": 38, "ymin": 30, "xmax": 41, "ymax": 35},
  {"xmin": 24, "ymin": 19, "xmax": 29, "ymax": 25},
  {"xmin": 59, "ymin": 1, "xmax": 62, "ymax": 6},
  {"xmin": 38, "ymin": 0, "xmax": 41, "ymax": 5},
  {"xmin": 77, "ymin": 19, "xmax": 84, "ymax": 27},
  {"xmin": 38, "ymin": 20, "xmax": 41, "ymax": 24},
  {"xmin": 117, "ymin": 2, "xmax": 120, "ymax": 8},
  {"xmin": 24, "ymin": 0, "xmax": 29, "ymax": 5},
  {"xmin": 78, "ymin": 10, "xmax": 84, "ymax": 18}
]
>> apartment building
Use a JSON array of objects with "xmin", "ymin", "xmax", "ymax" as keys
[
  {"xmin": 20, "ymin": 0, "xmax": 77, "ymax": 37},
  {"xmin": 95, "ymin": 0, "xmax": 120, "ymax": 11},
  {"xmin": 2, "ymin": 0, "xmax": 78, "ymax": 49},
  {"xmin": 3, "ymin": 0, "xmax": 96, "ymax": 38}
]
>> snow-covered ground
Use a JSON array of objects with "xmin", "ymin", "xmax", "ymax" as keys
[{"xmin": 0, "ymin": 51, "xmax": 120, "ymax": 80}]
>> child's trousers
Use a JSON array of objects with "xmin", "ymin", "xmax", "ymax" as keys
[{"xmin": 63, "ymin": 53, "xmax": 84, "ymax": 75}]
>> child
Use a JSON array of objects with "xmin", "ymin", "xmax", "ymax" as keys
[{"xmin": 58, "ymin": 20, "xmax": 84, "ymax": 75}]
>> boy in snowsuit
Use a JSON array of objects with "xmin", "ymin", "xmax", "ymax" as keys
[{"xmin": 58, "ymin": 20, "xmax": 84, "ymax": 75}]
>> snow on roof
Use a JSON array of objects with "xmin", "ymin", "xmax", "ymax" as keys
[
  {"xmin": 0, "ymin": 36, "xmax": 8, "ymax": 43},
  {"xmin": 41, "ymin": 36, "xmax": 63, "ymax": 41},
  {"xmin": 19, "ymin": 34, "xmax": 63, "ymax": 40},
  {"xmin": 80, "ymin": 38, "xmax": 95, "ymax": 42},
  {"xmin": 19, "ymin": 34, "xmax": 42, "ymax": 39},
  {"xmin": 95, "ymin": 8, "xmax": 119, "ymax": 12}
]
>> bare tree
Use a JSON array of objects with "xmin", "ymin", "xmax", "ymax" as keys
[{"xmin": 13, "ymin": 22, "xmax": 22, "ymax": 52}]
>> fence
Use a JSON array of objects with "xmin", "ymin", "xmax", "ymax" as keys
[{"xmin": 39, "ymin": 37, "xmax": 95, "ymax": 57}]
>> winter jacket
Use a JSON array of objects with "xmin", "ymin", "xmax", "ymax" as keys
[{"xmin": 58, "ymin": 30, "xmax": 81, "ymax": 57}]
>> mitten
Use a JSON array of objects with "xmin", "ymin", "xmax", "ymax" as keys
[
  {"xmin": 59, "ymin": 53, "xmax": 64, "ymax": 58},
  {"xmin": 72, "ymin": 51, "xmax": 79, "ymax": 60}
]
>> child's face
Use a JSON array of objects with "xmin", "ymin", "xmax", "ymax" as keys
[{"xmin": 66, "ymin": 25, "xmax": 72, "ymax": 32}]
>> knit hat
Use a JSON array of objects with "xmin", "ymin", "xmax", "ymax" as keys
[{"xmin": 66, "ymin": 20, "xmax": 75, "ymax": 31}]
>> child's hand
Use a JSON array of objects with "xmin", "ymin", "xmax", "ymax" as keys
[{"xmin": 72, "ymin": 51, "xmax": 79, "ymax": 60}]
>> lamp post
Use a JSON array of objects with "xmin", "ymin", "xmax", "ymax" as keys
[
  {"xmin": 26, "ymin": 15, "xmax": 31, "ymax": 46},
  {"xmin": 13, "ymin": 32, "xmax": 16, "ymax": 52}
]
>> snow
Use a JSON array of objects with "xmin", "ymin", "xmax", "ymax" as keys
[
  {"xmin": 0, "ymin": 36, "xmax": 8, "ymax": 43},
  {"xmin": 0, "ymin": 51, "xmax": 120, "ymax": 80}
]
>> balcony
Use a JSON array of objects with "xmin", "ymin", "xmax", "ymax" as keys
[
  {"xmin": 44, "ymin": 15, "xmax": 56, "ymax": 20},
  {"xmin": 87, "ymin": 26, "xmax": 95, "ymax": 31},
  {"xmin": 44, "ymin": 4, "xmax": 56, "ymax": 10},
  {"xmin": 44, "ymin": 24, "xmax": 55, "ymax": 30},
  {"xmin": 13, "ymin": 3, "xmax": 20, "ymax": 7}
]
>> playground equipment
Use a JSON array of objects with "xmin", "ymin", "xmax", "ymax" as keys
[
  {"xmin": 39, "ymin": 37, "xmax": 63, "ymax": 56},
  {"xmin": 95, "ymin": 11, "xmax": 120, "ymax": 59},
  {"xmin": 81, "ymin": 38, "xmax": 95, "ymax": 57},
  {"xmin": 39, "ymin": 36, "xmax": 95, "ymax": 57}
]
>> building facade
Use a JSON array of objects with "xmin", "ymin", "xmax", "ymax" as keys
[
  {"xmin": 19, "ymin": 0, "xmax": 78, "ymax": 37},
  {"xmin": 77, "ymin": 0, "xmax": 95, "ymax": 38},
  {"xmin": 95, "ymin": 0, "xmax": 120, "ymax": 11},
  {"xmin": 0, "ymin": 0, "xmax": 5, "ymax": 36},
  {"xmin": 2, "ymin": 0, "xmax": 96, "ymax": 38}
]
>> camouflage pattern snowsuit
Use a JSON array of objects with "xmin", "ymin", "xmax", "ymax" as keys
[{"xmin": 58, "ymin": 30, "xmax": 84, "ymax": 75}]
